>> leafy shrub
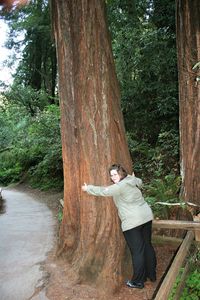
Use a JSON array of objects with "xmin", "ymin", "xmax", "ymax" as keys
[
  {"xmin": 0, "ymin": 164, "xmax": 22, "ymax": 185},
  {"xmin": 127, "ymin": 129, "xmax": 179, "ymax": 180},
  {"xmin": 168, "ymin": 250, "xmax": 200, "ymax": 300},
  {"xmin": 0, "ymin": 100, "xmax": 63, "ymax": 190},
  {"xmin": 58, "ymin": 208, "xmax": 63, "ymax": 223},
  {"xmin": 180, "ymin": 250, "xmax": 200, "ymax": 300},
  {"xmin": 28, "ymin": 143, "xmax": 63, "ymax": 190},
  {"xmin": 180, "ymin": 270, "xmax": 200, "ymax": 299},
  {"xmin": 144, "ymin": 174, "xmax": 181, "ymax": 218},
  {"xmin": 4, "ymin": 84, "xmax": 49, "ymax": 116}
]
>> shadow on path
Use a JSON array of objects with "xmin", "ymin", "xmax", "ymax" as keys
[{"xmin": 0, "ymin": 187, "xmax": 56, "ymax": 300}]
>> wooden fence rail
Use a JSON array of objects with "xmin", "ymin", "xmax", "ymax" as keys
[
  {"xmin": 153, "ymin": 219, "xmax": 200, "ymax": 230},
  {"xmin": 153, "ymin": 219, "xmax": 200, "ymax": 241}
]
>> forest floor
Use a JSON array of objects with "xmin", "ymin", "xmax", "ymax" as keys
[{"xmin": 13, "ymin": 184, "xmax": 179, "ymax": 300}]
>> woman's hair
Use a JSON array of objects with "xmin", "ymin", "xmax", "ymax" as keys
[{"xmin": 109, "ymin": 164, "xmax": 128, "ymax": 181}]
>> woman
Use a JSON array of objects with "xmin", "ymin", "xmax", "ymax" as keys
[{"xmin": 82, "ymin": 164, "xmax": 156, "ymax": 289}]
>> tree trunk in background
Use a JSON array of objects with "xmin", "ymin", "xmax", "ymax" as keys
[
  {"xmin": 176, "ymin": 0, "xmax": 200, "ymax": 205},
  {"xmin": 52, "ymin": 0, "xmax": 132, "ymax": 291}
]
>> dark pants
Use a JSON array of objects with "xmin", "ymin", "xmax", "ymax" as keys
[{"xmin": 123, "ymin": 221, "xmax": 156, "ymax": 283}]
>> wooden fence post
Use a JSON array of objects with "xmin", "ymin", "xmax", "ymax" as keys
[
  {"xmin": 154, "ymin": 231, "xmax": 194, "ymax": 300},
  {"xmin": 193, "ymin": 215, "xmax": 200, "ymax": 241}
]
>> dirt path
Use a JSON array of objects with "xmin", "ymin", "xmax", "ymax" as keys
[
  {"xmin": 44, "ymin": 241, "xmax": 178, "ymax": 300},
  {"xmin": 0, "ymin": 185, "xmax": 179, "ymax": 300}
]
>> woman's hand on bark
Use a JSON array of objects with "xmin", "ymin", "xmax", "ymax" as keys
[{"xmin": 82, "ymin": 183, "xmax": 88, "ymax": 191}]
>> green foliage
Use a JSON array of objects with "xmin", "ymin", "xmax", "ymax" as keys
[
  {"xmin": 127, "ymin": 120, "xmax": 180, "ymax": 219},
  {"xmin": 168, "ymin": 250, "xmax": 200, "ymax": 300},
  {"xmin": 180, "ymin": 250, "xmax": 200, "ymax": 300},
  {"xmin": 0, "ymin": 99, "xmax": 63, "ymax": 190},
  {"xmin": 0, "ymin": 161, "xmax": 23, "ymax": 184},
  {"xmin": 107, "ymin": 0, "xmax": 178, "ymax": 146},
  {"xmin": 127, "ymin": 129, "xmax": 179, "ymax": 180},
  {"xmin": 28, "ymin": 142, "xmax": 63, "ymax": 190},
  {"xmin": 180, "ymin": 270, "xmax": 200, "ymax": 299},
  {"xmin": 144, "ymin": 174, "xmax": 181, "ymax": 218},
  {"xmin": 4, "ymin": 84, "xmax": 50, "ymax": 115},
  {"xmin": 58, "ymin": 208, "xmax": 63, "ymax": 223}
]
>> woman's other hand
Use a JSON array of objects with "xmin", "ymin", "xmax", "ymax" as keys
[{"xmin": 82, "ymin": 183, "xmax": 88, "ymax": 191}]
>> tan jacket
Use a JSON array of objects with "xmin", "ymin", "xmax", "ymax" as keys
[{"xmin": 86, "ymin": 175, "xmax": 153, "ymax": 231}]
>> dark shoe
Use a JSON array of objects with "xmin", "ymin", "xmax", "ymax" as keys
[{"xmin": 126, "ymin": 280, "xmax": 144, "ymax": 289}]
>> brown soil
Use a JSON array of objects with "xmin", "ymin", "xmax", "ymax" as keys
[{"xmin": 16, "ymin": 184, "xmax": 179, "ymax": 300}]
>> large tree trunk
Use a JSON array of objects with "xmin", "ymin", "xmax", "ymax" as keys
[
  {"xmin": 176, "ymin": 0, "xmax": 200, "ymax": 205},
  {"xmin": 52, "ymin": 0, "xmax": 132, "ymax": 291}
]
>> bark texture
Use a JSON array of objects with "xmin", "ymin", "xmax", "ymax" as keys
[
  {"xmin": 52, "ymin": 0, "xmax": 132, "ymax": 291},
  {"xmin": 176, "ymin": 0, "xmax": 200, "ymax": 205}
]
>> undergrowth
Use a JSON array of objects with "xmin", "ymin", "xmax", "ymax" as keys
[{"xmin": 168, "ymin": 248, "xmax": 200, "ymax": 300}]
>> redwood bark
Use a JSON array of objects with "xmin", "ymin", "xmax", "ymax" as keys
[
  {"xmin": 176, "ymin": 0, "xmax": 200, "ymax": 205},
  {"xmin": 51, "ymin": 0, "xmax": 132, "ymax": 291}
]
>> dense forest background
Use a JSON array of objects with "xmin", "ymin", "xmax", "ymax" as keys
[{"xmin": 0, "ymin": 0, "xmax": 180, "ymax": 215}]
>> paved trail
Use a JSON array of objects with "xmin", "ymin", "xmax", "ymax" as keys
[{"xmin": 0, "ymin": 187, "xmax": 55, "ymax": 300}]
